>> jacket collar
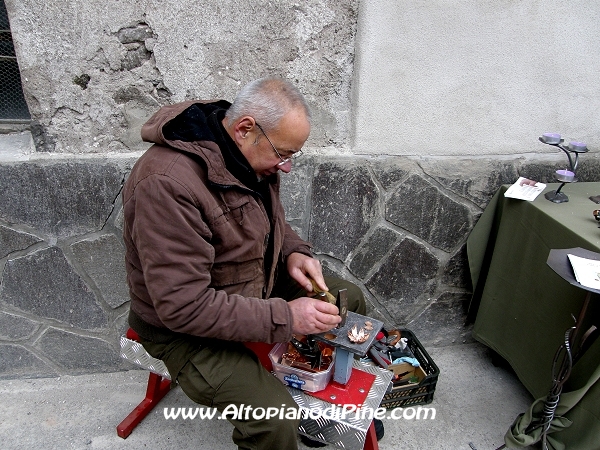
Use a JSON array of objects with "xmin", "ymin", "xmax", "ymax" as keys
[{"xmin": 141, "ymin": 100, "xmax": 279, "ymax": 190}]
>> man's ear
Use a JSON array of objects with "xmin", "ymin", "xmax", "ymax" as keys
[{"xmin": 235, "ymin": 116, "xmax": 256, "ymax": 139}]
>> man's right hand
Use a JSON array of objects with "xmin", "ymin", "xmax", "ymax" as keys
[{"xmin": 287, "ymin": 297, "xmax": 341, "ymax": 335}]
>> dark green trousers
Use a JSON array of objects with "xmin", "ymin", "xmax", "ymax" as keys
[{"xmin": 140, "ymin": 276, "xmax": 366, "ymax": 450}]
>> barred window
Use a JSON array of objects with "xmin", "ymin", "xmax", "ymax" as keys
[{"xmin": 1, "ymin": 0, "xmax": 30, "ymax": 121}]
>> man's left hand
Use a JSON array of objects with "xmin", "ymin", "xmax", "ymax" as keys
[{"xmin": 287, "ymin": 252, "xmax": 328, "ymax": 293}]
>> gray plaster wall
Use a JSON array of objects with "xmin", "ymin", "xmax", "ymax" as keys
[
  {"xmin": 353, "ymin": 1, "xmax": 600, "ymax": 156},
  {"xmin": 6, "ymin": 0, "xmax": 357, "ymax": 152},
  {"xmin": 1, "ymin": 0, "xmax": 600, "ymax": 378}
]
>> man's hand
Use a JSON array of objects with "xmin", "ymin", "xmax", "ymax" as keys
[
  {"xmin": 287, "ymin": 252, "xmax": 328, "ymax": 293},
  {"xmin": 288, "ymin": 297, "xmax": 341, "ymax": 335}
]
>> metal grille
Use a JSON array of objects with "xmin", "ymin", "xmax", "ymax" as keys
[{"xmin": 1, "ymin": 0, "xmax": 30, "ymax": 122}]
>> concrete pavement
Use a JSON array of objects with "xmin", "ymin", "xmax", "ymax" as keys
[{"xmin": 0, "ymin": 342, "xmax": 535, "ymax": 450}]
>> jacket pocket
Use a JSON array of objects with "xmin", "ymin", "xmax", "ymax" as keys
[
  {"xmin": 209, "ymin": 196, "xmax": 256, "ymax": 227},
  {"xmin": 211, "ymin": 259, "xmax": 262, "ymax": 287}
]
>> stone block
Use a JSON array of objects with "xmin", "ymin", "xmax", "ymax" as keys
[
  {"xmin": 310, "ymin": 161, "xmax": 379, "ymax": 260},
  {"xmin": 318, "ymin": 258, "xmax": 343, "ymax": 279},
  {"xmin": 0, "ymin": 225, "xmax": 42, "ymax": 258},
  {"xmin": 571, "ymin": 158, "xmax": 600, "ymax": 182},
  {"xmin": 348, "ymin": 226, "xmax": 401, "ymax": 279},
  {"xmin": 0, "ymin": 161, "xmax": 124, "ymax": 237},
  {"xmin": 366, "ymin": 238, "xmax": 439, "ymax": 322},
  {"xmin": 0, "ymin": 344, "xmax": 57, "ymax": 379},
  {"xmin": 442, "ymin": 244, "xmax": 471, "ymax": 289},
  {"xmin": 280, "ymin": 158, "xmax": 313, "ymax": 237},
  {"xmin": 370, "ymin": 159, "xmax": 413, "ymax": 190},
  {"xmin": 34, "ymin": 328, "xmax": 125, "ymax": 373},
  {"xmin": 519, "ymin": 162, "xmax": 566, "ymax": 185},
  {"xmin": 1, "ymin": 247, "xmax": 107, "ymax": 329},
  {"xmin": 70, "ymin": 234, "xmax": 129, "ymax": 309},
  {"xmin": 420, "ymin": 159, "xmax": 518, "ymax": 208},
  {"xmin": 0, "ymin": 312, "xmax": 39, "ymax": 340},
  {"xmin": 386, "ymin": 174, "xmax": 471, "ymax": 252},
  {"xmin": 408, "ymin": 292, "xmax": 474, "ymax": 346}
]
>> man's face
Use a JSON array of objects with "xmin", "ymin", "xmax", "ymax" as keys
[{"xmin": 241, "ymin": 108, "xmax": 310, "ymax": 178}]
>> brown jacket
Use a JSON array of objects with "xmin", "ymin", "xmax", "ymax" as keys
[{"xmin": 123, "ymin": 100, "xmax": 312, "ymax": 343}]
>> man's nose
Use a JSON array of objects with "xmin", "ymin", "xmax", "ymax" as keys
[{"xmin": 278, "ymin": 160, "xmax": 292, "ymax": 173}]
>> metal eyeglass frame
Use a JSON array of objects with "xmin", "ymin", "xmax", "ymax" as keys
[{"xmin": 255, "ymin": 122, "xmax": 303, "ymax": 166}]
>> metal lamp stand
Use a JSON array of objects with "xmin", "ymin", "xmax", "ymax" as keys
[{"xmin": 531, "ymin": 248, "xmax": 600, "ymax": 448}]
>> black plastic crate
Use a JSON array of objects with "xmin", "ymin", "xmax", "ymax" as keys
[{"xmin": 380, "ymin": 328, "xmax": 440, "ymax": 409}]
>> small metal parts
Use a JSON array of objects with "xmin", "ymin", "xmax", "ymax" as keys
[{"xmin": 347, "ymin": 324, "xmax": 370, "ymax": 344}]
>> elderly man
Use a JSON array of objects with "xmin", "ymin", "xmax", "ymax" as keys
[{"xmin": 122, "ymin": 78, "xmax": 368, "ymax": 449}]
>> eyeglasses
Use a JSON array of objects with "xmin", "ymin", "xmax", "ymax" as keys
[{"xmin": 256, "ymin": 122, "xmax": 303, "ymax": 166}]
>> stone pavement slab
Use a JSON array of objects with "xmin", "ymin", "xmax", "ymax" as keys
[{"xmin": 0, "ymin": 342, "xmax": 535, "ymax": 450}]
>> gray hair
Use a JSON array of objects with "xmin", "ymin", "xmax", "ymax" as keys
[{"xmin": 225, "ymin": 78, "xmax": 311, "ymax": 132}]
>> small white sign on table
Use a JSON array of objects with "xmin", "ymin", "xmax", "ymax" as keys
[
  {"xmin": 567, "ymin": 254, "xmax": 600, "ymax": 290},
  {"xmin": 504, "ymin": 177, "xmax": 547, "ymax": 201}
]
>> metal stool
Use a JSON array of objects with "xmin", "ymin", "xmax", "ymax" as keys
[
  {"xmin": 117, "ymin": 328, "xmax": 172, "ymax": 438},
  {"xmin": 117, "ymin": 328, "xmax": 387, "ymax": 450}
]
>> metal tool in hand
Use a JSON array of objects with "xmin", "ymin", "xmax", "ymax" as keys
[
  {"xmin": 292, "ymin": 288, "xmax": 348, "ymax": 370},
  {"xmin": 310, "ymin": 280, "xmax": 347, "ymax": 327},
  {"xmin": 309, "ymin": 279, "xmax": 336, "ymax": 304},
  {"xmin": 336, "ymin": 288, "xmax": 348, "ymax": 328}
]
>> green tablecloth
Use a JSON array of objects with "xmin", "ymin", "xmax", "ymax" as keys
[{"xmin": 467, "ymin": 182, "xmax": 600, "ymax": 449}]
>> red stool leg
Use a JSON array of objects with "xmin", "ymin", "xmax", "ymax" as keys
[
  {"xmin": 117, "ymin": 372, "xmax": 172, "ymax": 438},
  {"xmin": 363, "ymin": 420, "xmax": 379, "ymax": 450}
]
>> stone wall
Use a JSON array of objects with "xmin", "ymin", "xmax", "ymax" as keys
[
  {"xmin": 0, "ymin": 158, "xmax": 133, "ymax": 377},
  {"xmin": 2, "ymin": 153, "xmax": 599, "ymax": 378}
]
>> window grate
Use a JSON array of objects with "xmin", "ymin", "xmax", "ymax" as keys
[{"xmin": 0, "ymin": 0, "xmax": 30, "ymax": 122}]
